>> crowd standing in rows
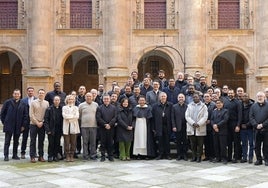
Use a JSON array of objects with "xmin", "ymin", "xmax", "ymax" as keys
[{"xmin": 1, "ymin": 70, "xmax": 268, "ymax": 167}]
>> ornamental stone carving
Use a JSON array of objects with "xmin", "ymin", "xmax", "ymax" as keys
[{"xmin": 18, "ymin": 0, "xmax": 26, "ymax": 29}]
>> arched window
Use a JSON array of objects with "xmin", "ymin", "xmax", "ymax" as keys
[
  {"xmin": 70, "ymin": 0, "xmax": 92, "ymax": 28},
  {"xmin": 218, "ymin": 0, "xmax": 240, "ymax": 29},
  {"xmin": 144, "ymin": 0, "xmax": 166, "ymax": 29},
  {"xmin": 0, "ymin": 0, "xmax": 18, "ymax": 29}
]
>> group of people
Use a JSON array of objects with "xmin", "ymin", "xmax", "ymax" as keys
[{"xmin": 1, "ymin": 70, "xmax": 268, "ymax": 167}]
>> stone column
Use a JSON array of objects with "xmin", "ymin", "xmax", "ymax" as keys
[
  {"xmin": 24, "ymin": 0, "xmax": 54, "ymax": 92},
  {"xmin": 103, "ymin": 0, "xmax": 130, "ymax": 87},
  {"xmin": 180, "ymin": 0, "xmax": 205, "ymax": 75},
  {"xmin": 28, "ymin": 0, "xmax": 52, "ymax": 70},
  {"xmin": 255, "ymin": 0, "xmax": 268, "ymax": 88}
]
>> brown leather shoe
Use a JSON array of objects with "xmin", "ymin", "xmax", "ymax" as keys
[
  {"xmin": 30, "ymin": 157, "xmax": 36, "ymax": 163},
  {"xmin": 38, "ymin": 156, "xmax": 45, "ymax": 162},
  {"xmin": 66, "ymin": 154, "xmax": 70, "ymax": 162},
  {"xmin": 70, "ymin": 155, "xmax": 74, "ymax": 162}
]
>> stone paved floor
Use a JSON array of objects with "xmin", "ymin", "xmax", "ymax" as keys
[{"xmin": 0, "ymin": 123, "xmax": 267, "ymax": 188}]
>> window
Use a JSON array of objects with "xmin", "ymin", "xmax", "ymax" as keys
[
  {"xmin": 213, "ymin": 61, "xmax": 221, "ymax": 75},
  {"xmin": 70, "ymin": 0, "xmax": 92, "ymax": 28},
  {"xmin": 0, "ymin": 0, "xmax": 18, "ymax": 29},
  {"xmin": 218, "ymin": 0, "xmax": 240, "ymax": 29},
  {"xmin": 150, "ymin": 61, "xmax": 159, "ymax": 77},
  {"xmin": 144, "ymin": 0, "xmax": 166, "ymax": 29},
  {"xmin": 88, "ymin": 60, "xmax": 98, "ymax": 75}
]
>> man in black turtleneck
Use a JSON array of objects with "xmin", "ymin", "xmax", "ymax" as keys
[{"xmin": 45, "ymin": 82, "xmax": 66, "ymax": 107}]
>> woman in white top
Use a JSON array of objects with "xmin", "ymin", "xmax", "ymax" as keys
[{"xmin": 62, "ymin": 95, "xmax": 80, "ymax": 162}]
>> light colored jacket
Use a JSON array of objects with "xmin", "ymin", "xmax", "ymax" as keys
[
  {"xmin": 185, "ymin": 101, "xmax": 208, "ymax": 136},
  {"xmin": 62, "ymin": 105, "xmax": 80, "ymax": 135}
]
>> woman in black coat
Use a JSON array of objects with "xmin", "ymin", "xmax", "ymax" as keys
[{"xmin": 117, "ymin": 98, "xmax": 133, "ymax": 160}]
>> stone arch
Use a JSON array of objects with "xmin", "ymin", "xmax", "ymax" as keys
[
  {"xmin": 210, "ymin": 46, "xmax": 251, "ymax": 72},
  {"xmin": 57, "ymin": 45, "xmax": 102, "ymax": 74},
  {"xmin": 210, "ymin": 46, "xmax": 250, "ymax": 91},
  {"xmin": 134, "ymin": 46, "xmax": 182, "ymax": 81},
  {"xmin": 58, "ymin": 46, "xmax": 101, "ymax": 93},
  {"xmin": 0, "ymin": 48, "xmax": 23, "ymax": 103}
]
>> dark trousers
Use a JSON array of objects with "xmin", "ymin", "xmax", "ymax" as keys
[
  {"xmin": 227, "ymin": 121, "xmax": 242, "ymax": 160},
  {"xmin": 76, "ymin": 132, "xmax": 82, "ymax": 153},
  {"xmin": 240, "ymin": 129, "xmax": 254, "ymax": 160},
  {"xmin": 4, "ymin": 132, "xmax": 20, "ymax": 157},
  {"xmin": 30, "ymin": 124, "xmax": 45, "ymax": 158},
  {"xmin": 113, "ymin": 126, "xmax": 119, "ymax": 157},
  {"xmin": 175, "ymin": 129, "xmax": 188, "ymax": 158},
  {"xmin": 213, "ymin": 133, "xmax": 227, "ymax": 161},
  {"xmin": 48, "ymin": 133, "xmax": 61, "ymax": 158},
  {"xmin": 189, "ymin": 135, "xmax": 204, "ymax": 158},
  {"xmin": 204, "ymin": 129, "xmax": 215, "ymax": 159},
  {"xmin": 157, "ymin": 127, "xmax": 170, "ymax": 157},
  {"xmin": 21, "ymin": 124, "xmax": 29, "ymax": 155},
  {"xmin": 100, "ymin": 128, "xmax": 114, "ymax": 157},
  {"xmin": 255, "ymin": 131, "xmax": 268, "ymax": 161},
  {"xmin": 64, "ymin": 134, "xmax": 77, "ymax": 155}
]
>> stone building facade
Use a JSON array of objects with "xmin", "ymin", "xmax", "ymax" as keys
[{"xmin": 0, "ymin": 0, "xmax": 267, "ymax": 102}]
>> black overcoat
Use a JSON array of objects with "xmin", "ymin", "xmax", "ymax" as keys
[
  {"xmin": 1, "ymin": 98, "xmax": 28, "ymax": 135},
  {"xmin": 171, "ymin": 103, "xmax": 188, "ymax": 132},
  {"xmin": 116, "ymin": 107, "xmax": 134, "ymax": 142},
  {"xmin": 152, "ymin": 102, "xmax": 173, "ymax": 137}
]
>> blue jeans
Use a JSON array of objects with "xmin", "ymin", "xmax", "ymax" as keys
[{"xmin": 240, "ymin": 129, "xmax": 254, "ymax": 160}]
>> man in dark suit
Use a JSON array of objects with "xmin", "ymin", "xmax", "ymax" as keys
[
  {"xmin": 172, "ymin": 93, "xmax": 188, "ymax": 161},
  {"xmin": 20, "ymin": 87, "xmax": 36, "ymax": 159},
  {"xmin": 1, "ymin": 89, "xmax": 28, "ymax": 161}
]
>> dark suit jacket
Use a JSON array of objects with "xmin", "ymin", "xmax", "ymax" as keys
[
  {"xmin": 21, "ymin": 96, "xmax": 37, "ymax": 125},
  {"xmin": 211, "ymin": 108, "xmax": 229, "ymax": 135},
  {"xmin": 1, "ymin": 98, "xmax": 28, "ymax": 135},
  {"xmin": 172, "ymin": 103, "xmax": 187, "ymax": 132}
]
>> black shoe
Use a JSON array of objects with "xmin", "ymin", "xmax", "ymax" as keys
[
  {"xmin": 21, "ymin": 154, "xmax": 26, "ymax": 159},
  {"xmin": 100, "ymin": 157, "xmax": 105, "ymax": 162},
  {"xmin": 202, "ymin": 157, "xmax": 209, "ymax": 161},
  {"xmin": 248, "ymin": 159, "xmax": 253, "ymax": 164},
  {"xmin": 90, "ymin": 156, "xmax": 97, "ymax": 161},
  {"xmin": 213, "ymin": 158, "xmax": 221, "ymax": 163},
  {"xmin": 183, "ymin": 155, "xmax": 188, "ymax": 161},
  {"xmin": 254, "ymin": 160, "xmax": 263, "ymax": 165},
  {"xmin": 265, "ymin": 161, "xmax": 268, "ymax": 166},
  {"xmin": 53, "ymin": 157, "xmax": 59, "ymax": 162},
  {"xmin": 191, "ymin": 157, "xmax": 197, "ymax": 162},
  {"xmin": 108, "ymin": 157, "xmax": 114, "ymax": 162},
  {"xmin": 176, "ymin": 156, "xmax": 181, "ymax": 161},
  {"xmin": 232, "ymin": 159, "xmax": 238, "ymax": 163},
  {"xmin": 240, "ymin": 159, "xmax": 247, "ymax": 163},
  {"xmin": 4, "ymin": 156, "xmax": 9, "ymax": 161},
  {"xmin": 83, "ymin": 156, "xmax": 89, "ymax": 161},
  {"xmin": 165, "ymin": 156, "xmax": 172, "ymax": 160},
  {"xmin": 12, "ymin": 156, "xmax": 20, "ymax": 160},
  {"xmin": 196, "ymin": 157, "xmax": 201, "ymax": 163},
  {"xmin": 222, "ymin": 160, "xmax": 228, "ymax": 165},
  {"xmin": 155, "ymin": 155, "xmax": 163, "ymax": 160},
  {"xmin": 48, "ymin": 157, "xmax": 53, "ymax": 162}
]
